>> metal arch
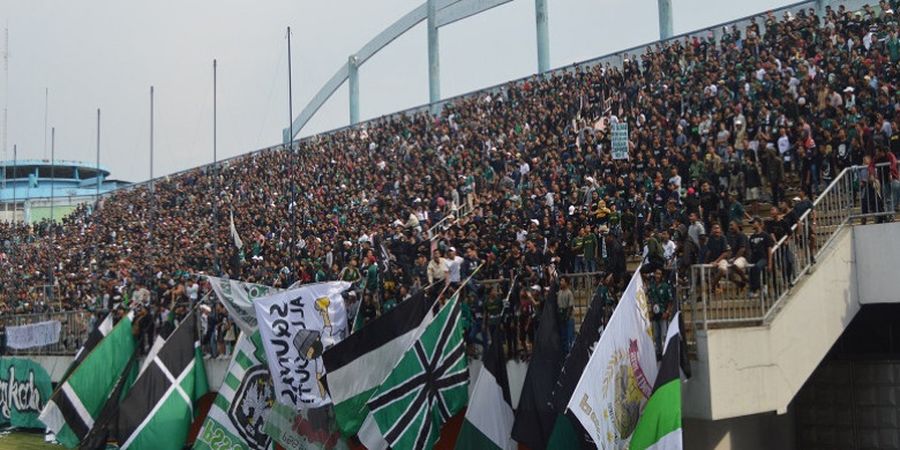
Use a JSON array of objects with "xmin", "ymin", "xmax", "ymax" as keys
[{"xmin": 284, "ymin": 0, "xmax": 513, "ymax": 141}]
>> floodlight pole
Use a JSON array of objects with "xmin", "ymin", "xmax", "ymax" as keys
[
  {"xmin": 96, "ymin": 108, "xmax": 101, "ymax": 202},
  {"xmin": 50, "ymin": 127, "xmax": 55, "ymax": 223}
]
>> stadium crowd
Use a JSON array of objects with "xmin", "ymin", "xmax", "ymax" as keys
[{"xmin": 1, "ymin": 2, "xmax": 899, "ymax": 358}]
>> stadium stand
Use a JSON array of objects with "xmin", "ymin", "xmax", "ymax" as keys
[{"xmin": 1, "ymin": 2, "xmax": 898, "ymax": 359}]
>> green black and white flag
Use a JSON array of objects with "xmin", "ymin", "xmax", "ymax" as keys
[
  {"xmin": 322, "ymin": 290, "xmax": 440, "ymax": 437},
  {"xmin": 60, "ymin": 313, "xmax": 114, "ymax": 383},
  {"xmin": 194, "ymin": 331, "xmax": 275, "ymax": 450},
  {"xmin": 39, "ymin": 312, "xmax": 136, "ymax": 449},
  {"xmin": 116, "ymin": 311, "xmax": 208, "ymax": 450},
  {"xmin": 629, "ymin": 312, "xmax": 684, "ymax": 450},
  {"xmin": 358, "ymin": 295, "xmax": 468, "ymax": 450},
  {"xmin": 455, "ymin": 329, "xmax": 515, "ymax": 450}
]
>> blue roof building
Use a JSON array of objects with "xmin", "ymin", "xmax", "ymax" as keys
[{"xmin": 1, "ymin": 159, "xmax": 131, "ymax": 223}]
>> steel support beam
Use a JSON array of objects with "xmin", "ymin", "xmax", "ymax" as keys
[
  {"xmin": 285, "ymin": 0, "xmax": 514, "ymax": 139},
  {"xmin": 348, "ymin": 55, "xmax": 360, "ymax": 125},
  {"xmin": 657, "ymin": 0, "xmax": 673, "ymax": 40},
  {"xmin": 535, "ymin": 0, "xmax": 550, "ymax": 73},
  {"xmin": 428, "ymin": 0, "xmax": 441, "ymax": 110}
]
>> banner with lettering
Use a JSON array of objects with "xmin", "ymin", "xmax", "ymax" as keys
[
  {"xmin": 6, "ymin": 321, "xmax": 61, "ymax": 350},
  {"xmin": 253, "ymin": 281, "xmax": 350, "ymax": 409},
  {"xmin": 611, "ymin": 122, "xmax": 630, "ymax": 160},
  {"xmin": 0, "ymin": 357, "xmax": 53, "ymax": 429}
]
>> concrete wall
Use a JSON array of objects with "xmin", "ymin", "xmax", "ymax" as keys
[
  {"xmin": 685, "ymin": 226, "xmax": 860, "ymax": 421},
  {"xmin": 684, "ymin": 409, "xmax": 796, "ymax": 450},
  {"xmin": 854, "ymin": 222, "xmax": 900, "ymax": 305}
]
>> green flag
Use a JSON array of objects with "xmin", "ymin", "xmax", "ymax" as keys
[
  {"xmin": 116, "ymin": 313, "xmax": 208, "ymax": 450},
  {"xmin": 194, "ymin": 331, "xmax": 275, "ymax": 450},
  {"xmin": 630, "ymin": 312, "xmax": 683, "ymax": 450},
  {"xmin": 39, "ymin": 312, "xmax": 136, "ymax": 449},
  {"xmin": 359, "ymin": 295, "xmax": 468, "ymax": 450}
]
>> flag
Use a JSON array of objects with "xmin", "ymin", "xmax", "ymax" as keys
[
  {"xmin": 455, "ymin": 329, "xmax": 515, "ymax": 450},
  {"xmin": 567, "ymin": 270, "xmax": 657, "ymax": 448},
  {"xmin": 116, "ymin": 312, "xmax": 209, "ymax": 450},
  {"xmin": 263, "ymin": 402, "xmax": 349, "ymax": 450},
  {"xmin": 511, "ymin": 293, "xmax": 562, "ymax": 450},
  {"xmin": 360, "ymin": 295, "xmax": 468, "ymax": 450},
  {"xmin": 194, "ymin": 332, "xmax": 275, "ymax": 450},
  {"xmin": 78, "ymin": 350, "xmax": 141, "ymax": 450},
  {"xmin": 253, "ymin": 281, "xmax": 349, "ymax": 409},
  {"xmin": 322, "ymin": 290, "xmax": 439, "ymax": 437},
  {"xmin": 630, "ymin": 312, "xmax": 683, "ymax": 450},
  {"xmin": 230, "ymin": 210, "xmax": 244, "ymax": 250},
  {"xmin": 39, "ymin": 312, "xmax": 136, "ymax": 448},
  {"xmin": 207, "ymin": 276, "xmax": 283, "ymax": 335},
  {"xmin": 547, "ymin": 292, "xmax": 609, "ymax": 449},
  {"xmin": 60, "ymin": 313, "xmax": 113, "ymax": 382}
]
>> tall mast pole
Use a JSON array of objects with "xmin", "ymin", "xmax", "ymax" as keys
[
  {"xmin": 96, "ymin": 108, "xmax": 101, "ymax": 201},
  {"xmin": 213, "ymin": 58, "xmax": 220, "ymax": 275},
  {"xmin": 287, "ymin": 26, "xmax": 296, "ymax": 277}
]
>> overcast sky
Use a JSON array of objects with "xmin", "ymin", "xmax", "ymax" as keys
[{"xmin": 1, "ymin": 0, "xmax": 790, "ymax": 182}]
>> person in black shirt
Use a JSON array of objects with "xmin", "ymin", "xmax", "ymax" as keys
[
  {"xmin": 766, "ymin": 206, "xmax": 795, "ymax": 286},
  {"xmin": 704, "ymin": 223, "xmax": 731, "ymax": 289},
  {"xmin": 748, "ymin": 217, "xmax": 774, "ymax": 297},
  {"xmin": 725, "ymin": 220, "xmax": 751, "ymax": 287}
]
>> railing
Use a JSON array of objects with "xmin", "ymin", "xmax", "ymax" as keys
[
  {"xmin": 1, "ymin": 310, "xmax": 94, "ymax": 356},
  {"xmin": 686, "ymin": 162, "xmax": 896, "ymax": 329},
  {"xmin": 481, "ymin": 271, "xmax": 607, "ymax": 329}
]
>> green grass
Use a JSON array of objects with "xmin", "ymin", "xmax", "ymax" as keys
[{"xmin": 0, "ymin": 431, "xmax": 61, "ymax": 450}]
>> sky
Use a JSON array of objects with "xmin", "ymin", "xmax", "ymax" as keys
[{"xmin": 0, "ymin": 0, "xmax": 791, "ymax": 182}]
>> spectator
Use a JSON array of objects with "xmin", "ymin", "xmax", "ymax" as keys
[
  {"xmin": 748, "ymin": 217, "xmax": 774, "ymax": 298},
  {"xmin": 557, "ymin": 277, "xmax": 575, "ymax": 353}
]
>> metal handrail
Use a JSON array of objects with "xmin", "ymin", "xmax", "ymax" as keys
[{"xmin": 687, "ymin": 162, "xmax": 895, "ymax": 329}]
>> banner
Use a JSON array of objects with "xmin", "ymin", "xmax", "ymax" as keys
[
  {"xmin": 194, "ymin": 332, "xmax": 275, "ymax": 450},
  {"xmin": 611, "ymin": 122, "xmax": 629, "ymax": 160},
  {"xmin": 254, "ymin": 282, "xmax": 350, "ymax": 409},
  {"xmin": 208, "ymin": 276, "xmax": 283, "ymax": 335},
  {"xmin": 264, "ymin": 402, "xmax": 348, "ymax": 450},
  {"xmin": 567, "ymin": 271, "xmax": 657, "ymax": 448},
  {"xmin": 0, "ymin": 357, "xmax": 54, "ymax": 429},
  {"xmin": 6, "ymin": 320, "xmax": 61, "ymax": 350}
]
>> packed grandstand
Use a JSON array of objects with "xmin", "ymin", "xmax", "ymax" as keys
[{"xmin": 1, "ymin": 2, "xmax": 899, "ymax": 359}]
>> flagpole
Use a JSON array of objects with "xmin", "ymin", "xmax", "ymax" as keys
[
  {"xmin": 213, "ymin": 59, "xmax": 220, "ymax": 276},
  {"xmin": 286, "ymin": 26, "xmax": 296, "ymax": 280},
  {"xmin": 436, "ymin": 262, "xmax": 484, "ymax": 303}
]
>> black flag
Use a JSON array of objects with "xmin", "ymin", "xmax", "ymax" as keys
[{"xmin": 511, "ymin": 294, "xmax": 563, "ymax": 449}]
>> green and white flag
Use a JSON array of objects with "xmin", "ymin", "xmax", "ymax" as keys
[
  {"xmin": 359, "ymin": 295, "xmax": 468, "ymax": 450},
  {"xmin": 39, "ymin": 312, "xmax": 136, "ymax": 448},
  {"xmin": 194, "ymin": 331, "xmax": 275, "ymax": 450},
  {"xmin": 455, "ymin": 330, "xmax": 515, "ymax": 450},
  {"xmin": 322, "ymin": 291, "xmax": 440, "ymax": 437},
  {"xmin": 208, "ymin": 276, "xmax": 283, "ymax": 335},
  {"xmin": 116, "ymin": 312, "xmax": 209, "ymax": 450},
  {"xmin": 630, "ymin": 312, "xmax": 684, "ymax": 450}
]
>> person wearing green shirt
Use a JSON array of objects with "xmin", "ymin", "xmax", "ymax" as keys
[
  {"xmin": 887, "ymin": 30, "xmax": 900, "ymax": 63},
  {"xmin": 647, "ymin": 269, "xmax": 674, "ymax": 358},
  {"xmin": 581, "ymin": 226, "xmax": 599, "ymax": 272}
]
